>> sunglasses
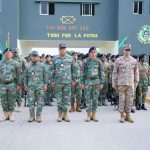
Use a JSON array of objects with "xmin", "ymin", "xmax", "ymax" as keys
[{"xmin": 125, "ymin": 49, "xmax": 131, "ymax": 51}]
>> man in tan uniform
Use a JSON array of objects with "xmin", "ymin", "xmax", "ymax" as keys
[{"xmin": 112, "ymin": 44, "xmax": 139, "ymax": 123}]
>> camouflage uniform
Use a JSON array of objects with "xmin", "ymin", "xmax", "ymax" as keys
[
  {"xmin": 137, "ymin": 61, "xmax": 150, "ymax": 108},
  {"xmin": 0, "ymin": 59, "xmax": 20, "ymax": 113},
  {"xmin": 24, "ymin": 61, "xmax": 48, "ymax": 119},
  {"xmin": 99, "ymin": 60, "xmax": 110, "ymax": 106},
  {"xmin": 51, "ymin": 55, "xmax": 77, "ymax": 113},
  {"xmin": 44, "ymin": 61, "xmax": 53, "ymax": 106},
  {"xmin": 70, "ymin": 59, "xmax": 82, "ymax": 111},
  {"xmin": 13, "ymin": 53, "xmax": 25, "ymax": 108},
  {"xmin": 109, "ymin": 60, "xmax": 119, "ymax": 105},
  {"xmin": 112, "ymin": 56, "xmax": 139, "ymax": 113},
  {"xmin": 82, "ymin": 57, "xmax": 105, "ymax": 113}
]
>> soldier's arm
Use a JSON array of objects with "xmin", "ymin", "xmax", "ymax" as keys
[
  {"xmin": 79, "ymin": 61, "xmax": 83, "ymax": 83},
  {"xmin": 112, "ymin": 60, "xmax": 119, "ymax": 88},
  {"xmin": 15, "ymin": 61, "xmax": 21, "ymax": 86},
  {"xmin": 71, "ymin": 59, "xmax": 78, "ymax": 82},
  {"xmin": 99, "ymin": 61, "xmax": 105, "ymax": 84},
  {"xmin": 82, "ymin": 59, "xmax": 88, "ymax": 84},
  {"xmin": 24, "ymin": 67, "xmax": 28, "ymax": 88},
  {"xmin": 51, "ymin": 58, "xmax": 55, "ymax": 83},
  {"xmin": 43, "ymin": 65, "xmax": 49, "ymax": 87}
]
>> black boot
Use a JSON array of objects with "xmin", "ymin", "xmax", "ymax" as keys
[
  {"xmin": 81, "ymin": 103, "xmax": 86, "ymax": 109},
  {"xmin": 47, "ymin": 101, "xmax": 52, "ymax": 106},
  {"xmin": 98, "ymin": 101, "xmax": 102, "ymax": 106},
  {"xmin": 102, "ymin": 102, "xmax": 107, "ymax": 106},
  {"xmin": 141, "ymin": 104, "xmax": 147, "ymax": 110},
  {"xmin": 131, "ymin": 108, "xmax": 135, "ymax": 113},
  {"xmin": 136, "ymin": 104, "xmax": 141, "ymax": 110}
]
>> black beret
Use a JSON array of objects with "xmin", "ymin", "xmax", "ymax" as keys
[
  {"xmin": 46, "ymin": 54, "xmax": 53, "ymax": 58},
  {"xmin": 139, "ymin": 54, "xmax": 146, "ymax": 59},
  {"xmin": 111, "ymin": 55, "xmax": 116, "ymax": 59},
  {"xmin": 99, "ymin": 54, "xmax": 105, "ymax": 58},
  {"xmin": 72, "ymin": 52, "xmax": 77, "ymax": 56},
  {"xmin": 59, "ymin": 43, "xmax": 66, "ymax": 48},
  {"xmin": 89, "ymin": 47, "xmax": 96, "ymax": 53},
  {"xmin": 3, "ymin": 48, "xmax": 12, "ymax": 54}
]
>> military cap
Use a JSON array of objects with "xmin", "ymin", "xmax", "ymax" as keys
[
  {"xmin": 83, "ymin": 53, "xmax": 89, "ymax": 59},
  {"xmin": 78, "ymin": 53, "xmax": 84, "ymax": 57},
  {"xmin": 123, "ymin": 44, "xmax": 131, "ymax": 50},
  {"xmin": 45, "ymin": 54, "xmax": 53, "ymax": 59},
  {"xmin": 99, "ymin": 54, "xmax": 105, "ymax": 58},
  {"xmin": 111, "ymin": 55, "xmax": 116, "ymax": 59},
  {"xmin": 31, "ymin": 51, "xmax": 39, "ymax": 56},
  {"xmin": 89, "ymin": 47, "xmax": 96, "ymax": 53},
  {"xmin": 116, "ymin": 54, "xmax": 120, "ymax": 59},
  {"xmin": 72, "ymin": 52, "xmax": 77, "ymax": 56},
  {"xmin": 3, "ymin": 48, "xmax": 12, "ymax": 54},
  {"xmin": 132, "ymin": 55, "xmax": 139, "ymax": 59},
  {"xmin": 59, "ymin": 43, "xmax": 66, "ymax": 49},
  {"xmin": 106, "ymin": 53, "xmax": 111, "ymax": 58},
  {"xmin": 139, "ymin": 54, "xmax": 146, "ymax": 59}
]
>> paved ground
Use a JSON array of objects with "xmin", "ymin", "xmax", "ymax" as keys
[{"xmin": 0, "ymin": 101, "xmax": 150, "ymax": 150}]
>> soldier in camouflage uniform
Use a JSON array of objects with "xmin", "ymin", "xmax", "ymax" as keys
[
  {"xmin": 98, "ymin": 54, "xmax": 110, "ymax": 106},
  {"xmin": 51, "ymin": 43, "xmax": 78, "ymax": 122},
  {"xmin": 69, "ymin": 52, "xmax": 82, "ymax": 113},
  {"xmin": 0, "ymin": 48, "xmax": 20, "ymax": 122},
  {"xmin": 24, "ymin": 51, "xmax": 48, "ymax": 123},
  {"xmin": 81, "ymin": 47, "xmax": 105, "ymax": 122},
  {"xmin": 44, "ymin": 55, "xmax": 53, "ymax": 106},
  {"xmin": 112, "ymin": 44, "xmax": 139, "ymax": 123},
  {"xmin": 12, "ymin": 48, "xmax": 25, "ymax": 112},
  {"xmin": 136, "ymin": 54, "xmax": 150, "ymax": 110},
  {"xmin": 109, "ymin": 55, "xmax": 118, "ymax": 105}
]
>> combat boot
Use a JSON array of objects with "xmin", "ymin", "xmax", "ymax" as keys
[
  {"xmin": 102, "ymin": 101, "xmax": 107, "ymax": 106},
  {"xmin": 28, "ymin": 111, "xmax": 35, "ymax": 122},
  {"xmin": 141, "ymin": 104, "xmax": 147, "ymax": 110},
  {"xmin": 62, "ymin": 111, "xmax": 70, "ymax": 122},
  {"xmin": 28, "ymin": 116, "xmax": 35, "ymax": 122},
  {"xmin": 57, "ymin": 111, "xmax": 63, "ymax": 122},
  {"xmin": 0, "ymin": 112, "xmax": 9, "ymax": 122},
  {"xmin": 98, "ymin": 101, "xmax": 102, "ymax": 106},
  {"xmin": 36, "ymin": 115, "xmax": 42, "ymax": 123},
  {"xmin": 85, "ymin": 112, "xmax": 91, "ymax": 122},
  {"xmin": 9, "ymin": 111, "xmax": 15, "ymax": 122},
  {"xmin": 125, "ymin": 113, "xmax": 134, "ymax": 123},
  {"xmin": 91, "ymin": 112, "xmax": 99, "ymax": 122},
  {"xmin": 16, "ymin": 106, "xmax": 21, "ymax": 112},
  {"xmin": 69, "ymin": 104, "xmax": 75, "ymax": 112},
  {"xmin": 120, "ymin": 112, "xmax": 125, "ymax": 123},
  {"xmin": 76, "ymin": 103, "xmax": 81, "ymax": 112}
]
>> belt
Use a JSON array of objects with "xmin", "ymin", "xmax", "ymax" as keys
[
  {"xmin": 2, "ymin": 80, "xmax": 14, "ymax": 85},
  {"xmin": 86, "ymin": 76, "xmax": 98, "ymax": 80}
]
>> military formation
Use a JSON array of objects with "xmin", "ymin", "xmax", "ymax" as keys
[{"xmin": 0, "ymin": 43, "xmax": 150, "ymax": 123}]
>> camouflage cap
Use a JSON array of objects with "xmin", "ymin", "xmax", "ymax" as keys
[
  {"xmin": 3, "ymin": 48, "xmax": 12, "ymax": 54},
  {"xmin": 31, "ymin": 51, "xmax": 39, "ymax": 56},
  {"xmin": 123, "ymin": 44, "xmax": 131, "ymax": 50},
  {"xmin": 59, "ymin": 43, "xmax": 66, "ymax": 49}
]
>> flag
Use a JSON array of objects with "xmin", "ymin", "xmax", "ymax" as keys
[
  {"xmin": 5, "ymin": 40, "xmax": 8, "ymax": 48},
  {"xmin": 0, "ymin": 42, "xmax": 4, "ymax": 60},
  {"xmin": 119, "ymin": 36, "xmax": 127, "ymax": 48}
]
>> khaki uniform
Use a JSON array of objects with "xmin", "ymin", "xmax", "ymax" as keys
[{"xmin": 112, "ymin": 56, "xmax": 139, "ymax": 113}]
